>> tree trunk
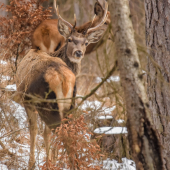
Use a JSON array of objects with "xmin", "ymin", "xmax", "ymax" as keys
[
  {"xmin": 109, "ymin": 0, "xmax": 164, "ymax": 169},
  {"xmin": 74, "ymin": 0, "xmax": 94, "ymax": 26},
  {"xmin": 145, "ymin": 0, "xmax": 170, "ymax": 169}
]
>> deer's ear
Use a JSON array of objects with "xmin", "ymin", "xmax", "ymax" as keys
[
  {"xmin": 58, "ymin": 18, "xmax": 71, "ymax": 38},
  {"xmin": 87, "ymin": 28, "xmax": 105, "ymax": 44}
]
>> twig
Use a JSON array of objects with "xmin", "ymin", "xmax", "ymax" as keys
[
  {"xmin": 0, "ymin": 127, "xmax": 29, "ymax": 140},
  {"xmin": 0, "ymin": 140, "xmax": 15, "ymax": 156},
  {"xmin": 79, "ymin": 61, "xmax": 118, "ymax": 106}
]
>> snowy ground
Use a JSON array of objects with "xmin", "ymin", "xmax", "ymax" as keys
[
  {"xmin": 1, "ymin": 75, "xmax": 10, "ymax": 82},
  {"xmin": 0, "ymin": 60, "xmax": 7, "ymax": 65},
  {"xmin": 96, "ymin": 76, "xmax": 120, "ymax": 83},
  {"xmin": 102, "ymin": 158, "xmax": 136, "ymax": 170},
  {"xmin": 5, "ymin": 84, "xmax": 16, "ymax": 91},
  {"xmin": 0, "ymin": 99, "xmax": 46, "ymax": 170},
  {"xmin": 81, "ymin": 100, "xmax": 116, "ymax": 115},
  {"xmin": 94, "ymin": 126, "xmax": 127, "ymax": 135},
  {"xmin": 0, "ymin": 84, "xmax": 136, "ymax": 170}
]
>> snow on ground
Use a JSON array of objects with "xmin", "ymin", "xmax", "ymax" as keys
[
  {"xmin": 81, "ymin": 100, "xmax": 102, "ymax": 110},
  {"xmin": 103, "ymin": 105, "xmax": 116, "ymax": 114},
  {"xmin": 102, "ymin": 158, "xmax": 136, "ymax": 170},
  {"xmin": 0, "ymin": 60, "xmax": 7, "ymax": 65},
  {"xmin": 0, "ymin": 164, "xmax": 8, "ymax": 170},
  {"xmin": 1, "ymin": 75, "xmax": 10, "ymax": 81},
  {"xmin": 98, "ymin": 115, "xmax": 113, "ymax": 119},
  {"xmin": 117, "ymin": 119, "xmax": 124, "ymax": 123},
  {"xmin": 5, "ymin": 84, "xmax": 16, "ymax": 91},
  {"xmin": 94, "ymin": 126, "xmax": 128, "ymax": 134},
  {"xmin": 9, "ymin": 141, "xmax": 46, "ymax": 169},
  {"xmin": 81, "ymin": 100, "xmax": 116, "ymax": 115},
  {"xmin": 11, "ymin": 101, "xmax": 27, "ymax": 129},
  {"xmin": 107, "ymin": 76, "xmax": 120, "ymax": 83},
  {"xmin": 142, "ymin": 70, "xmax": 146, "ymax": 74},
  {"xmin": 0, "ymin": 85, "xmax": 135, "ymax": 169},
  {"xmin": 96, "ymin": 76, "xmax": 120, "ymax": 83},
  {"xmin": 98, "ymin": 116, "xmax": 125, "ymax": 124},
  {"xmin": 0, "ymin": 137, "xmax": 45, "ymax": 170},
  {"xmin": 0, "ymin": 100, "xmax": 46, "ymax": 169}
]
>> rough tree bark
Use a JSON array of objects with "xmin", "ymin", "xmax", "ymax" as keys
[
  {"xmin": 109, "ymin": 0, "xmax": 164, "ymax": 169},
  {"xmin": 145, "ymin": 0, "xmax": 170, "ymax": 169}
]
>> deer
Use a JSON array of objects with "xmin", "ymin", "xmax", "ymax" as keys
[
  {"xmin": 15, "ymin": 0, "xmax": 108, "ymax": 169},
  {"xmin": 32, "ymin": 0, "xmax": 110, "ymax": 54}
]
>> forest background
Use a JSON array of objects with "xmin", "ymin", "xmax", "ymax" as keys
[{"xmin": 0, "ymin": 0, "xmax": 169, "ymax": 170}]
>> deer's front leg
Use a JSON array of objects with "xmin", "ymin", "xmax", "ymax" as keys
[{"xmin": 43, "ymin": 125, "xmax": 52, "ymax": 165}]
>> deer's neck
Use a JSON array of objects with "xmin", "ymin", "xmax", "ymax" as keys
[{"xmin": 50, "ymin": 44, "xmax": 80, "ymax": 76}]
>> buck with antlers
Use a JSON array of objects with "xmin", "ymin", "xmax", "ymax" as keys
[
  {"xmin": 16, "ymin": 0, "xmax": 108, "ymax": 169},
  {"xmin": 32, "ymin": 0, "xmax": 110, "ymax": 54}
]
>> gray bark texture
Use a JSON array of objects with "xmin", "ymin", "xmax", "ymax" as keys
[
  {"xmin": 145, "ymin": 0, "xmax": 170, "ymax": 169},
  {"xmin": 109, "ymin": 0, "xmax": 164, "ymax": 169},
  {"xmin": 74, "ymin": 0, "xmax": 94, "ymax": 26}
]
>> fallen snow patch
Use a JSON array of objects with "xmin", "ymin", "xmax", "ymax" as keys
[
  {"xmin": 107, "ymin": 76, "xmax": 120, "ymax": 83},
  {"xmin": 0, "ymin": 100, "xmax": 45, "ymax": 169},
  {"xmin": 5, "ymin": 84, "xmax": 16, "ymax": 91},
  {"xmin": 0, "ymin": 60, "xmax": 7, "ymax": 65},
  {"xmin": 142, "ymin": 70, "xmax": 146, "ymax": 74},
  {"xmin": 1, "ymin": 75, "xmax": 10, "ymax": 81},
  {"xmin": 98, "ymin": 117, "xmax": 125, "ymax": 124},
  {"xmin": 81, "ymin": 100, "xmax": 101, "ymax": 110},
  {"xmin": 81, "ymin": 100, "xmax": 116, "ymax": 114},
  {"xmin": 94, "ymin": 127, "xmax": 128, "ymax": 134},
  {"xmin": 102, "ymin": 158, "xmax": 136, "ymax": 170},
  {"xmin": 117, "ymin": 119, "xmax": 125, "ymax": 123},
  {"xmin": 96, "ymin": 76, "xmax": 120, "ymax": 83},
  {"xmin": 98, "ymin": 115, "xmax": 113, "ymax": 120},
  {"xmin": 103, "ymin": 105, "xmax": 116, "ymax": 114},
  {"xmin": 11, "ymin": 101, "xmax": 27, "ymax": 129},
  {"xmin": 0, "ymin": 164, "xmax": 8, "ymax": 170}
]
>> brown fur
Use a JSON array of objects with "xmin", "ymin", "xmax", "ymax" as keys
[
  {"xmin": 16, "ymin": 49, "xmax": 76, "ymax": 169},
  {"xmin": 32, "ymin": 1, "xmax": 110, "ymax": 54},
  {"xmin": 17, "ymin": 27, "xmax": 105, "ymax": 169},
  {"xmin": 49, "ymin": 27, "xmax": 106, "ymax": 76},
  {"xmin": 44, "ymin": 67, "xmax": 75, "ymax": 98},
  {"xmin": 16, "ymin": 49, "xmax": 75, "ymax": 111},
  {"xmin": 32, "ymin": 19, "xmax": 65, "ymax": 52},
  {"xmin": 16, "ymin": 1, "xmax": 108, "ymax": 168}
]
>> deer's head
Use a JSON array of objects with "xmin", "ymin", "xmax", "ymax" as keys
[{"xmin": 54, "ymin": 0, "xmax": 108, "ymax": 63}]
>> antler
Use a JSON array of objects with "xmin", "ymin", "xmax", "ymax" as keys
[
  {"xmin": 73, "ymin": 14, "xmax": 77, "ymax": 29},
  {"xmin": 87, "ymin": 0, "xmax": 108, "ymax": 33},
  {"xmin": 53, "ymin": 0, "xmax": 73, "ymax": 29}
]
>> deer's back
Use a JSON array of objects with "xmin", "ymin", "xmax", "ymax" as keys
[{"xmin": 16, "ymin": 49, "xmax": 76, "ymax": 128}]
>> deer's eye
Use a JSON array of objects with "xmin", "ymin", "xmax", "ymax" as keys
[
  {"xmin": 68, "ymin": 38, "xmax": 72, "ymax": 42},
  {"xmin": 85, "ymin": 42, "xmax": 88, "ymax": 46},
  {"xmin": 36, "ymin": 46, "xmax": 40, "ymax": 50}
]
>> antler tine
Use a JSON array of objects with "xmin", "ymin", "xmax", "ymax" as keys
[
  {"xmin": 73, "ymin": 14, "xmax": 77, "ymax": 29},
  {"xmin": 92, "ymin": 14, "xmax": 96, "ymax": 24},
  {"xmin": 53, "ymin": 0, "xmax": 73, "ymax": 29},
  {"xmin": 87, "ymin": 1, "xmax": 108, "ymax": 33}
]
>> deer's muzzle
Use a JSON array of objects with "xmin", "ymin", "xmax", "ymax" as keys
[{"xmin": 74, "ymin": 50, "xmax": 83, "ymax": 58}]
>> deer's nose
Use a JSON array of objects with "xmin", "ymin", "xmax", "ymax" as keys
[{"xmin": 75, "ymin": 50, "xmax": 83, "ymax": 58}]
